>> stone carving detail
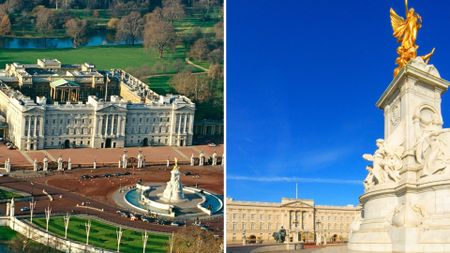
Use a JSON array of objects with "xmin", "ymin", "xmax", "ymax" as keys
[
  {"xmin": 390, "ymin": 102, "xmax": 401, "ymax": 129},
  {"xmin": 363, "ymin": 139, "xmax": 403, "ymax": 190},
  {"xmin": 392, "ymin": 203, "xmax": 425, "ymax": 228},
  {"xmin": 415, "ymin": 130, "xmax": 450, "ymax": 177}
]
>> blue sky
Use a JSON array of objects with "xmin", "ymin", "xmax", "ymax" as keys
[{"xmin": 226, "ymin": 0, "xmax": 450, "ymax": 206}]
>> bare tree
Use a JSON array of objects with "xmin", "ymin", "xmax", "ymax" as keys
[
  {"xmin": 144, "ymin": 7, "xmax": 164, "ymax": 23},
  {"xmin": 33, "ymin": 6, "xmax": 55, "ymax": 33},
  {"xmin": 144, "ymin": 18, "xmax": 176, "ymax": 58},
  {"xmin": 116, "ymin": 11, "xmax": 143, "ymax": 45},
  {"xmin": 194, "ymin": 0, "xmax": 219, "ymax": 18},
  {"xmin": 214, "ymin": 21, "xmax": 223, "ymax": 41},
  {"xmin": 162, "ymin": 0, "xmax": 185, "ymax": 23},
  {"xmin": 169, "ymin": 226, "xmax": 222, "ymax": 253},
  {"xmin": 208, "ymin": 64, "xmax": 223, "ymax": 81},
  {"xmin": 65, "ymin": 18, "xmax": 88, "ymax": 48},
  {"xmin": 189, "ymin": 38, "xmax": 210, "ymax": 61},
  {"xmin": 208, "ymin": 48, "xmax": 223, "ymax": 64},
  {"xmin": 107, "ymin": 17, "xmax": 119, "ymax": 29},
  {"xmin": 169, "ymin": 72, "xmax": 211, "ymax": 102},
  {"xmin": 0, "ymin": 14, "xmax": 11, "ymax": 35}
]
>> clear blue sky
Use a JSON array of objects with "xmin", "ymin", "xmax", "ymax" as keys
[{"xmin": 226, "ymin": 0, "xmax": 450, "ymax": 206}]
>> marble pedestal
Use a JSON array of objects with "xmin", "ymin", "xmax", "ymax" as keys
[{"xmin": 349, "ymin": 58, "xmax": 450, "ymax": 253}]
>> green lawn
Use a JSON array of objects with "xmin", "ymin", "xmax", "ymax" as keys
[
  {"xmin": 0, "ymin": 189, "xmax": 22, "ymax": 200},
  {"xmin": 32, "ymin": 216, "xmax": 168, "ymax": 253},
  {"xmin": 148, "ymin": 75, "xmax": 175, "ymax": 95},
  {"xmin": 0, "ymin": 45, "xmax": 203, "ymax": 74},
  {"xmin": 0, "ymin": 226, "xmax": 19, "ymax": 241}
]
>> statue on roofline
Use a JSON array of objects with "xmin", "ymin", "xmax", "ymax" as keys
[{"xmin": 390, "ymin": 0, "xmax": 435, "ymax": 77}]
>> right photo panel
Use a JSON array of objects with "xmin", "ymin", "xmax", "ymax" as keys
[{"xmin": 226, "ymin": 0, "xmax": 450, "ymax": 252}]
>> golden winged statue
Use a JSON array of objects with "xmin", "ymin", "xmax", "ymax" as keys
[{"xmin": 390, "ymin": 0, "xmax": 435, "ymax": 77}]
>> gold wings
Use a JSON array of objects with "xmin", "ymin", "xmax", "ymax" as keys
[{"xmin": 390, "ymin": 8, "xmax": 405, "ymax": 38}]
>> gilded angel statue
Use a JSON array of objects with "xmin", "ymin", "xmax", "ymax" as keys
[{"xmin": 390, "ymin": 0, "xmax": 435, "ymax": 76}]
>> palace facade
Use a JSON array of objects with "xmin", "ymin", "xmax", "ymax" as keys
[
  {"xmin": 0, "ymin": 59, "xmax": 195, "ymax": 150},
  {"xmin": 226, "ymin": 197, "xmax": 360, "ymax": 245}
]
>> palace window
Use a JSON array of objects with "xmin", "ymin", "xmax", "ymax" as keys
[{"xmin": 232, "ymin": 223, "xmax": 236, "ymax": 231}]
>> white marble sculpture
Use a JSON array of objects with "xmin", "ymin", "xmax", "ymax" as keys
[
  {"xmin": 33, "ymin": 159, "xmax": 38, "ymax": 172},
  {"xmin": 199, "ymin": 152, "xmax": 205, "ymax": 166},
  {"xmin": 57, "ymin": 156, "xmax": 63, "ymax": 171},
  {"xmin": 67, "ymin": 158, "xmax": 72, "ymax": 171},
  {"xmin": 362, "ymin": 139, "xmax": 403, "ymax": 190},
  {"xmin": 348, "ymin": 57, "xmax": 450, "ymax": 252},
  {"xmin": 93, "ymin": 160, "xmax": 97, "ymax": 169},
  {"xmin": 166, "ymin": 159, "xmax": 170, "ymax": 167},
  {"xmin": 190, "ymin": 154, "xmax": 195, "ymax": 166},
  {"xmin": 161, "ymin": 158, "xmax": 185, "ymax": 203},
  {"xmin": 212, "ymin": 152, "xmax": 217, "ymax": 166},
  {"xmin": 4, "ymin": 158, "xmax": 10, "ymax": 173},
  {"xmin": 43, "ymin": 156, "xmax": 48, "ymax": 171},
  {"xmin": 137, "ymin": 152, "xmax": 144, "ymax": 168},
  {"xmin": 121, "ymin": 153, "xmax": 128, "ymax": 169}
]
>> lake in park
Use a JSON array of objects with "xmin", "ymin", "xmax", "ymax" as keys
[{"xmin": 0, "ymin": 30, "xmax": 142, "ymax": 49}]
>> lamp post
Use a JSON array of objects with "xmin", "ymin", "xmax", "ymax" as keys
[
  {"xmin": 142, "ymin": 230, "xmax": 149, "ymax": 253},
  {"xmin": 85, "ymin": 219, "xmax": 91, "ymax": 245},
  {"xmin": 29, "ymin": 200, "xmax": 36, "ymax": 224},
  {"xmin": 116, "ymin": 226, "xmax": 123, "ymax": 252},
  {"xmin": 63, "ymin": 213, "xmax": 70, "ymax": 239},
  {"xmin": 45, "ymin": 206, "xmax": 51, "ymax": 232}
]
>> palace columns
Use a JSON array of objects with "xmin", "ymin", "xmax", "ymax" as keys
[{"xmin": 104, "ymin": 115, "xmax": 109, "ymax": 136}]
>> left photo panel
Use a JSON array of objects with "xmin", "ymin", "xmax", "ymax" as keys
[{"xmin": 0, "ymin": 0, "xmax": 224, "ymax": 252}]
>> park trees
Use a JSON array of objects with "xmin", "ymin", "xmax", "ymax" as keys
[
  {"xmin": 189, "ymin": 38, "xmax": 210, "ymax": 61},
  {"xmin": 162, "ymin": 0, "xmax": 185, "ymax": 23},
  {"xmin": 116, "ymin": 11, "xmax": 143, "ymax": 45},
  {"xmin": 143, "ymin": 13, "xmax": 177, "ymax": 58},
  {"xmin": 33, "ymin": 6, "xmax": 55, "ymax": 33},
  {"xmin": 170, "ymin": 72, "xmax": 213, "ymax": 102},
  {"xmin": 107, "ymin": 17, "xmax": 119, "ymax": 30},
  {"xmin": 0, "ymin": 14, "xmax": 11, "ymax": 35},
  {"xmin": 65, "ymin": 18, "xmax": 88, "ymax": 47},
  {"xmin": 170, "ymin": 226, "xmax": 222, "ymax": 253}
]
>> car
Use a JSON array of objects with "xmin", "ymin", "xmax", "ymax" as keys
[
  {"xmin": 142, "ymin": 216, "xmax": 153, "ymax": 223},
  {"xmin": 20, "ymin": 207, "xmax": 30, "ymax": 212},
  {"xmin": 199, "ymin": 224, "xmax": 209, "ymax": 231},
  {"xmin": 184, "ymin": 171, "xmax": 192, "ymax": 176},
  {"xmin": 208, "ymin": 143, "xmax": 217, "ymax": 147},
  {"xmin": 156, "ymin": 219, "xmax": 170, "ymax": 225},
  {"xmin": 171, "ymin": 221, "xmax": 185, "ymax": 226}
]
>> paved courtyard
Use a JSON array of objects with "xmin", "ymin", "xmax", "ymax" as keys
[{"xmin": 0, "ymin": 143, "xmax": 223, "ymax": 167}]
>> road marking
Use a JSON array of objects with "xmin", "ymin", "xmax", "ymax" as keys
[
  {"xmin": 42, "ymin": 150, "xmax": 56, "ymax": 161},
  {"xmin": 171, "ymin": 147, "xmax": 189, "ymax": 160},
  {"xmin": 18, "ymin": 150, "xmax": 34, "ymax": 165}
]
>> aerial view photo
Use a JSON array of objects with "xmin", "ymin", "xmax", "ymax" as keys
[{"xmin": 0, "ymin": 0, "xmax": 224, "ymax": 252}]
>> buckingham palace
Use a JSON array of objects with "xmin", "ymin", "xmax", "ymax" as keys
[
  {"xmin": 226, "ymin": 197, "xmax": 360, "ymax": 245},
  {"xmin": 0, "ymin": 59, "xmax": 195, "ymax": 150}
]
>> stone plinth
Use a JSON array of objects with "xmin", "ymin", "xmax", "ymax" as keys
[{"xmin": 349, "ymin": 58, "xmax": 450, "ymax": 252}]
